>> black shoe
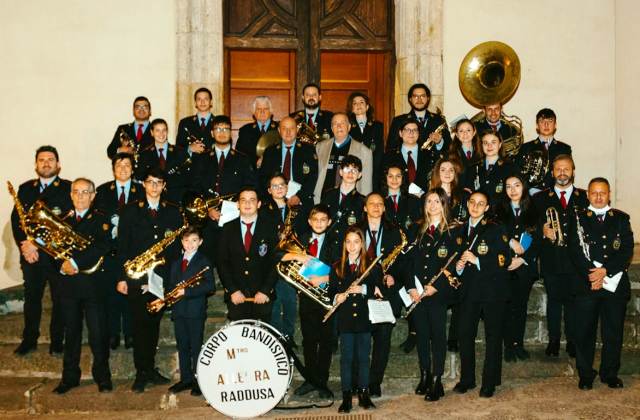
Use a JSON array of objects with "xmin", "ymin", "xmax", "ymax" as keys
[
  {"xmin": 168, "ymin": 381, "xmax": 193, "ymax": 393},
  {"xmin": 49, "ymin": 343, "xmax": 64, "ymax": 356},
  {"xmin": 453, "ymin": 382, "xmax": 476, "ymax": 394},
  {"xmin": 358, "ymin": 389, "xmax": 375, "ymax": 409},
  {"xmin": 317, "ymin": 386, "xmax": 333, "ymax": 399},
  {"xmin": 98, "ymin": 381, "xmax": 113, "ymax": 393},
  {"xmin": 338, "ymin": 391, "xmax": 352, "ymax": 413},
  {"xmin": 294, "ymin": 381, "xmax": 315, "ymax": 396},
  {"xmin": 426, "ymin": 376, "xmax": 444, "ymax": 402},
  {"xmin": 602, "ymin": 377, "xmax": 624, "ymax": 389},
  {"xmin": 369, "ymin": 383, "xmax": 381, "ymax": 398},
  {"xmin": 504, "ymin": 346, "xmax": 517, "ymax": 362},
  {"xmin": 401, "ymin": 334, "xmax": 416, "ymax": 353},
  {"xmin": 132, "ymin": 376, "xmax": 147, "ymax": 393},
  {"xmin": 14, "ymin": 341, "xmax": 37, "ymax": 356},
  {"xmin": 578, "ymin": 376, "xmax": 594, "ymax": 390},
  {"xmin": 53, "ymin": 382, "xmax": 78, "ymax": 394},
  {"xmin": 447, "ymin": 339, "xmax": 459, "ymax": 352},
  {"xmin": 545, "ymin": 339, "xmax": 560, "ymax": 357},
  {"xmin": 109, "ymin": 336, "xmax": 120, "ymax": 350},
  {"xmin": 514, "ymin": 346, "xmax": 530, "ymax": 360},
  {"xmin": 191, "ymin": 383, "xmax": 202, "ymax": 396},
  {"xmin": 566, "ymin": 341, "xmax": 576, "ymax": 358},
  {"xmin": 415, "ymin": 369, "xmax": 429, "ymax": 395},
  {"xmin": 479, "ymin": 386, "xmax": 495, "ymax": 398},
  {"xmin": 148, "ymin": 368, "xmax": 170, "ymax": 385},
  {"xmin": 124, "ymin": 335, "xmax": 134, "ymax": 349}
]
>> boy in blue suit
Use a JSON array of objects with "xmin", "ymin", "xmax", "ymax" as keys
[{"xmin": 167, "ymin": 226, "xmax": 215, "ymax": 396}]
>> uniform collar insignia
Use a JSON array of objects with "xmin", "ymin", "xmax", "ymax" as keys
[{"xmin": 110, "ymin": 183, "xmax": 115, "ymax": 190}]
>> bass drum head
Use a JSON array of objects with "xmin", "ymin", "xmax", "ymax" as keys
[{"xmin": 197, "ymin": 320, "xmax": 293, "ymax": 418}]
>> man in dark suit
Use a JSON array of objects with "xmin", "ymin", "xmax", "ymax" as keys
[
  {"xmin": 217, "ymin": 187, "xmax": 280, "ymax": 321},
  {"xmin": 290, "ymin": 82, "xmax": 333, "ymax": 142},
  {"xmin": 116, "ymin": 167, "xmax": 184, "ymax": 393},
  {"xmin": 136, "ymin": 118, "xmax": 192, "ymax": 203},
  {"xmin": 53, "ymin": 178, "xmax": 112, "ymax": 394},
  {"xmin": 533, "ymin": 154, "xmax": 589, "ymax": 359},
  {"xmin": 386, "ymin": 83, "xmax": 451, "ymax": 154},
  {"xmin": 11, "ymin": 145, "xmax": 72, "ymax": 356},
  {"xmin": 236, "ymin": 95, "xmax": 279, "ymax": 165},
  {"xmin": 516, "ymin": 108, "xmax": 572, "ymax": 193},
  {"xmin": 106, "ymin": 96, "xmax": 154, "ymax": 160},
  {"xmin": 568, "ymin": 177, "xmax": 633, "ymax": 390},
  {"xmin": 176, "ymin": 87, "xmax": 216, "ymax": 154},
  {"xmin": 260, "ymin": 116, "xmax": 318, "ymax": 213},
  {"xmin": 94, "ymin": 153, "xmax": 145, "ymax": 350},
  {"xmin": 473, "ymin": 103, "xmax": 519, "ymax": 148}
]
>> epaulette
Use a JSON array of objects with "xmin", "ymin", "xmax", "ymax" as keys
[
  {"xmin": 168, "ymin": 145, "xmax": 174, "ymax": 153},
  {"xmin": 161, "ymin": 199, "xmax": 180, "ymax": 209},
  {"xmin": 91, "ymin": 207, "xmax": 107, "ymax": 217},
  {"xmin": 141, "ymin": 144, "xmax": 155, "ymax": 152},
  {"xmin": 609, "ymin": 208, "xmax": 629, "ymax": 218}
]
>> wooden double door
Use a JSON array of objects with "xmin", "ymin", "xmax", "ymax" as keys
[{"xmin": 224, "ymin": 0, "xmax": 394, "ymax": 140}]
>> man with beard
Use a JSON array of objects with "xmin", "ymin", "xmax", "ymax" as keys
[
  {"xmin": 386, "ymin": 84, "xmax": 451, "ymax": 164},
  {"xmin": 236, "ymin": 96, "xmax": 279, "ymax": 166},
  {"xmin": 473, "ymin": 103, "xmax": 519, "ymax": 148},
  {"xmin": 516, "ymin": 108, "xmax": 572, "ymax": 194},
  {"xmin": 106, "ymin": 96, "xmax": 154, "ymax": 160},
  {"xmin": 291, "ymin": 83, "xmax": 333, "ymax": 141},
  {"xmin": 533, "ymin": 155, "xmax": 588, "ymax": 359},
  {"xmin": 11, "ymin": 146, "xmax": 72, "ymax": 356},
  {"xmin": 176, "ymin": 87, "xmax": 216, "ymax": 156}
]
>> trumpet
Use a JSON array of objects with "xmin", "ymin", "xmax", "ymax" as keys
[
  {"xmin": 118, "ymin": 128, "xmax": 140, "ymax": 165},
  {"xmin": 183, "ymin": 193, "xmax": 237, "ymax": 225},
  {"xmin": 546, "ymin": 207, "xmax": 564, "ymax": 246},
  {"xmin": 420, "ymin": 121, "xmax": 448, "ymax": 151},
  {"xmin": 147, "ymin": 266, "xmax": 210, "ymax": 313}
]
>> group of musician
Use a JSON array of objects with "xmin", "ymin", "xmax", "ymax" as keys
[{"xmin": 9, "ymin": 82, "xmax": 633, "ymax": 412}]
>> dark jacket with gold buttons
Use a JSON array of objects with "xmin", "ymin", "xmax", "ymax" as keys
[
  {"xmin": 384, "ymin": 191, "xmax": 422, "ymax": 234},
  {"xmin": 452, "ymin": 218, "xmax": 512, "ymax": 302},
  {"xmin": 382, "ymin": 148, "xmax": 433, "ymax": 194},
  {"xmin": 176, "ymin": 114, "xmax": 215, "ymax": 151},
  {"xmin": 217, "ymin": 216, "xmax": 280, "ymax": 301},
  {"xmin": 321, "ymin": 187, "xmax": 365, "ymax": 246},
  {"xmin": 462, "ymin": 158, "xmax": 518, "ymax": 208},
  {"xmin": 568, "ymin": 208, "xmax": 633, "ymax": 299},
  {"xmin": 328, "ymin": 262, "xmax": 381, "ymax": 333},
  {"xmin": 290, "ymin": 109, "xmax": 334, "ymax": 141},
  {"xmin": 107, "ymin": 122, "xmax": 154, "ymax": 160},
  {"xmin": 386, "ymin": 110, "xmax": 452, "ymax": 154},
  {"xmin": 349, "ymin": 119, "xmax": 384, "ymax": 189},
  {"xmin": 515, "ymin": 138, "xmax": 572, "ymax": 190},
  {"xmin": 533, "ymin": 187, "xmax": 589, "ymax": 275},
  {"xmin": 136, "ymin": 144, "xmax": 193, "ymax": 203},
  {"xmin": 495, "ymin": 203, "xmax": 541, "ymax": 279},
  {"xmin": 236, "ymin": 118, "xmax": 279, "ymax": 165},
  {"xmin": 194, "ymin": 148, "xmax": 257, "ymax": 198},
  {"xmin": 116, "ymin": 199, "xmax": 184, "ymax": 288}
]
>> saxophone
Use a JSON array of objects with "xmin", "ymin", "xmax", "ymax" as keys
[
  {"xmin": 380, "ymin": 228, "xmax": 408, "ymax": 273},
  {"xmin": 124, "ymin": 225, "xmax": 187, "ymax": 279},
  {"xmin": 147, "ymin": 266, "xmax": 210, "ymax": 313}
]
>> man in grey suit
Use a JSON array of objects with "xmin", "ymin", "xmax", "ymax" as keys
[{"xmin": 314, "ymin": 112, "xmax": 373, "ymax": 203}]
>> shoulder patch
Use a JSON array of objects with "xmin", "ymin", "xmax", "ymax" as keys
[
  {"xmin": 109, "ymin": 183, "xmax": 115, "ymax": 190},
  {"xmin": 587, "ymin": 211, "xmax": 593, "ymax": 217},
  {"xmin": 548, "ymin": 191, "xmax": 554, "ymax": 197},
  {"xmin": 502, "ymin": 234, "xmax": 508, "ymax": 243},
  {"xmin": 53, "ymin": 180, "xmax": 60, "ymax": 187},
  {"xmin": 138, "ymin": 201, "xmax": 144, "ymax": 208},
  {"xmin": 103, "ymin": 223, "xmax": 110, "ymax": 231}
]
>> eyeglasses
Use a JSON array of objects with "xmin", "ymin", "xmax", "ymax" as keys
[
  {"xmin": 411, "ymin": 94, "xmax": 427, "ymax": 99},
  {"xmin": 403, "ymin": 128, "xmax": 419, "ymax": 134},
  {"xmin": 270, "ymin": 183, "xmax": 287, "ymax": 190},
  {"xmin": 341, "ymin": 167, "xmax": 360, "ymax": 174},
  {"xmin": 214, "ymin": 127, "xmax": 231, "ymax": 133},
  {"xmin": 71, "ymin": 190, "xmax": 94, "ymax": 196},
  {"xmin": 144, "ymin": 180, "xmax": 165, "ymax": 187},
  {"xmin": 134, "ymin": 105, "xmax": 150, "ymax": 110}
]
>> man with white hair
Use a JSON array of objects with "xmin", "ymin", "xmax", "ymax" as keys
[{"xmin": 236, "ymin": 95, "xmax": 279, "ymax": 165}]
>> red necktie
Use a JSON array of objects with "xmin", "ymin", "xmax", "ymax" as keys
[
  {"xmin": 158, "ymin": 148, "xmax": 166, "ymax": 170},
  {"xmin": 407, "ymin": 151, "xmax": 416, "ymax": 183},
  {"xmin": 367, "ymin": 230, "xmax": 377, "ymax": 259},
  {"xmin": 308, "ymin": 238, "xmax": 318, "ymax": 257},
  {"xmin": 243, "ymin": 221, "xmax": 253, "ymax": 253},
  {"xmin": 216, "ymin": 153, "xmax": 225, "ymax": 193},
  {"xmin": 307, "ymin": 114, "xmax": 315, "ymax": 131},
  {"xmin": 149, "ymin": 208, "xmax": 158, "ymax": 218},
  {"xmin": 560, "ymin": 191, "xmax": 568, "ymax": 210},
  {"xmin": 466, "ymin": 150, "xmax": 472, "ymax": 160},
  {"xmin": 118, "ymin": 186, "xmax": 126, "ymax": 207},
  {"xmin": 283, "ymin": 146, "xmax": 292, "ymax": 182},
  {"xmin": 181, "ymin": 258, "xmax": 188, "ymax": 272},
  {"xmin": 392, "ymin": 194, "xmax": 398, "ymax": 212},
  {"xmin": 76, "ymin": 214, "xmax": 82, "ymax": 222},
  {"xmin": 200, "ymin": 118, "xmax": 206, "ymax": 129},
  {"xmin": 468, "ymin": 224, "xmax": 474, "ymax": 238},
  {"xmin": 340, "ymin": 192, "xmax": 347, "ymax": 205},
  {"xmin": 136, "ymin": 125, "xmax": 143, "ymax": 141},
  {"xmin": 350, "ymin": 263, "xmax": 357, "ymax": 273},
  {"xmin": 429, "ymin": 225, "xmax": 435, "ymax": 236},
  {"xmin": 490, "ymin": 123, "xmax": 498, "ymax": 131}
]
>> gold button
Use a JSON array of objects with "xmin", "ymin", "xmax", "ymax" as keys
[
  {"xmin": 353, "ymin": 313, "xmax": 357, "ymax": 317},
  {"xmin": 245, "ymin": 257, "xmax": 250, "ymax": 261},
  {"xmin": 244, "ymin": 270, "xmax": 249, "ymax": 275},
  {"xmin": 603, "ymin": 245, "xmax": 607, "ymax": 249},
  {"xmin": 154, "ymin": 235, "xmax": 158, "ymax": 239},
  {"xmin": 602, "ymin": 235, "xmax": 606, "ymax": 239},
  {"xmin": 352, "ymin": 303, "xmax": 357, "ymax": 307}
]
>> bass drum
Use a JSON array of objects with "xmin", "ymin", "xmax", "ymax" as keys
[{"xmin": 196, "ymin": 320, "xmax": 293, "ymax": 418}]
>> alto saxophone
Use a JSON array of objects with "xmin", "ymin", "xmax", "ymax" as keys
[
  {"xmin": 124, "ymin": 225, "xmax": 187, "ymax": 279},
  {"xmin": 380, "ymin": 228, "xmax": 408, "ymax": 273},
  {"xmin": 147, "ymin": 266, "xmax": 210, "ymax": 313}
]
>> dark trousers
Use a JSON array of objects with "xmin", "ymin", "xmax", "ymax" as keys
[
  {"xmin": 414, "ymin": 301, "xmax": 448, "ymax": 376},
  {"xmin": 21, "ymin": 259, "xmax": 65, "ymax": 346},
  {"xmin": 543, "ymin": 273, "xmax": 575, "ymax": 342},
  {"xmin": 504, "ymin": 271, "xmax": 534, "ymax": 347},
  {"xmin": 227, "ymin": 300, "xmax": 273, "ymax": 322},
  {"xmin": 106, "ymin": 274, "xmax": 132, "ymax": 339},
  {"xmin": 61, "ymin": 296, "xmax": 110, "ymax": 385},
  {"xmin": 299, "ymin": 299, "xmax": 333, "ymax": 387},
  {"xmin": 459, "ymin": 300, "xmax": 505, "ymax": 389},
  {"xmin": 340, "ymin": 332, "xmax": 371, "ymax": 392},
  {"xmin": 369, "ymin": 322, "xmax": 395, "ymax": 387},
  {"xmin": 270, "ymin": 279, "xmax": 297, "ymax": 339},
  {"xmin": 173, "ymin": 316, "xmax": 205, "ymax": 383},
  {"xmin": 448, "ymin": 303, "xmax": 460, "ymax": 342},
  {"xmin": 574, "ymin": 294, "xmax": 627, "ymax": 381},
  {"xmin": 128, "ymin": 290, "xmax": 162, "ymax": 376}
]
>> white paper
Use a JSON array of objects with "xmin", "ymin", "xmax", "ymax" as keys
[
  {"xmin": 286, "ymin": 180, "xmax": 302, "ymax": 199},
  {"xmin": 219, "ymin": 200, "xmax": 240, "ymax": 227},
  {"xmin": 593, "ymin": 260, "xmax": 622, "ymax": 293},
  {"xmin": 147, "ymin": 269, "xmax": 165, "ymax": 299},
  {"xmin": 398, "ymin": 276, "xmax": 424, "ymax": 307},
  {"xmin": 367, "ymin": 299, "xmax": 396, "ymax": 324},
  {"xmin": 408, "ymin": 183, "xmax": 425, "ymax": 197}
]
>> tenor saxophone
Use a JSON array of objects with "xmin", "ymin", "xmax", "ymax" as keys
[{"xmin": 124, "ymin": 225, "xmax": 187, "ymax": 279}]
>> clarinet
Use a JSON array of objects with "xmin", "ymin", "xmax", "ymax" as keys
[{"xmin": 575, "ymin": 209, "xmax": 591, "ymax": 261}]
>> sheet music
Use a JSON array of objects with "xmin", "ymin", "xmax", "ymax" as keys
[
  {"xmin": 398, "ymin": 276, "xmax": 424, "ymax": 307},
  {"xmin": 218, "ymin": 200, "xmax": 240, "ymax": 227},
  {"xmin": 286, "ymin": 180, "xmax": 302, "ymax": 199},
  {"xmin": 408, "ymin": 183, "xmax": 425, "ymax": 197},
  {"xmin": 593, "ymin": 260, "xmax": 622, "ymax": 293},
  {"xmin": 368, "ymin": 299, "xmax": 396, "ymax": 324},
  {"xmin": 147, "ymin": 269, "xmax": 165, "ymax": 299}
]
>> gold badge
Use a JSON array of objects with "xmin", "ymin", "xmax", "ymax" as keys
[
  {"xmin": 110, "ymin": 183, "xmax": 115, "ymax": 190},
  {"xmin": 456, "ymin": 237, "xmax": 463, "ymax": 245},
  {"xmin": 138, "ymin": 201, "xmax": 144, "ymax": 208},
  {"xmin": 613, "ymin": 238, "xmax": 621, "ymax": 250},
  {"xmin": 53, "ymin": 180, "xmax": 60, "ymax": 187},
  {"xmin": 437, "ymin": 245, "xmax": 448, "ymax": 258},
  {"xmin": 51, "ymin": 206, "xmax": 62, "ymax": 216},
  {"xmin": 498, "ymin": 254, "xmax": 505, "ymax": 267},
  {"xmin": 164, "ymin": 229, "xmax": 173, "ymax": 238},
  {"xmin": 502, "ymin": 234, "xmax": 508, "ymax": 243},
  {"xmin": 477, "ymin": 240, "xmax": 489, "ymax": 255},
  {"xmin": 302, "ymin": 163, "xmax": 310, "ymax": 174},
  {"xmin": 347, "ymin": 214, "xmax": 357, "ymax": 226},
  {"xmin": 103, "ymin": 223, "xmax": 110, "ymax": 231},
  {"xmin": 370, "ymin": 143, "xmax": 376, "ymax": 152},
  {"xmin": 495, "ymin": 182, "xmax": 503, "ymax": 194},
  {"xmin": 587, "ymin": 211, "xmax": 593, "ymax": 217}
]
